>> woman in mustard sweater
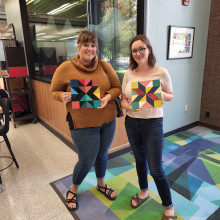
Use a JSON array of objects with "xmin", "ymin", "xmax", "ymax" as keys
[{"xmin": 50, "ymin": 30, "xmax": 121, "ymax": 211}]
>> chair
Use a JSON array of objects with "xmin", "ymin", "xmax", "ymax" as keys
[
  {"xmin": 0, "ymin": 89, "xmax": 12, "ymax": 114},
  {"xmin": 0, "ymin": 98, "xmax": 19, "ymax": 192}
]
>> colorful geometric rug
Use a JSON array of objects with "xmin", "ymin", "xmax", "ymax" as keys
[{"xmin": 50, "ymin": 126, "xmax": 220, "ymax": 219}]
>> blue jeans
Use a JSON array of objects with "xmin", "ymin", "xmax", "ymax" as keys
[
  {"xmin": 125, "ymin": 116, "xmax": 172, "ymax": 208},
  {"xmin": 70, "ymin": 118, "xmax": 116, "ymax": 186}
]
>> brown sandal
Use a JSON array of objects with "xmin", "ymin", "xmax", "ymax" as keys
[{"xmin": 130, "ymin": 193, "xmax": 149, "ymax": 208}]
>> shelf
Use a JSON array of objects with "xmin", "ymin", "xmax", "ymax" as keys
[
  {"xmin": 3, "ymin": 75, "xmax": 36, "ymax": 127},
  {"xmin": 10, "ymin": 88, "xmax": 31, "ymax": 95},
  {"xmin": 2, "ymin": 75, "xmax": 29, "ymax": 79},
  {"xmin": 14, "ymin": 112, "xmax": 35, "ymax": 121}
]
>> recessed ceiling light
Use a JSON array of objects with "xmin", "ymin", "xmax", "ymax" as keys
[
  {"xmin": 47, "ymin": 3, "xmax": 73, "ymax": 15},
  {"xmin": 59, "ymin": 36, "xmax": 77, "ymax": 41},
  {"xmin": 36, "ymin": 32, "xmax": 46, "ymax": 36}
]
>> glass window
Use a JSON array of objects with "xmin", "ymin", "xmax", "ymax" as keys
[
  {"xmin": 26, "ymin": 0, "xmax": 137, "ymax": 82},
  {"xmin": 89, "ymin": 0, "xmax": 137, "ymax": 83},
  {"xmin": 27, "ymin": 0, "xmax": 87, "ymax": 79}
]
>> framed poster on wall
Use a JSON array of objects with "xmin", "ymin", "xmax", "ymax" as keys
[{"xmin": 167, "ymin": 25, "xmax": 195, "ymax": 59}]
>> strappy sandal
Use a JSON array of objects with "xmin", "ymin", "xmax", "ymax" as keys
[
  {"xmin": 66, "ymin": 190, "xmax": 79, "ymax": 211},
  {"xmin": 130, "ymin": 193, "xmax": 149, "ymax": 209},
  {"xmin": 96, "ymin": 184, "xmax": 117, "ymax": 200},
  {"xmin": 162, "ymin": 214, "xmax": 177, "ymax": 220}
]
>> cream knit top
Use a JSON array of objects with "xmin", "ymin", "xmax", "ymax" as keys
[{"xmin": 122, "ymin": 67, "xmax": 173, "ymax": 119}]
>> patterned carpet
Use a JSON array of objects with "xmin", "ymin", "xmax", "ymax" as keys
[{"xmin": 50, "ymin": 126, "xmax": 220, "ymax": 220}]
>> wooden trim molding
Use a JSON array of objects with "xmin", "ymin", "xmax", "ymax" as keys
[{"xmin": 198, "ymin": 122, "xmax": 220, "ymax": 131}]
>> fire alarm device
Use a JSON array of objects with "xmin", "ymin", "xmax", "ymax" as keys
[{"xmin": 183, "ymin": 0, "xmax": 190, "ymax": 6}]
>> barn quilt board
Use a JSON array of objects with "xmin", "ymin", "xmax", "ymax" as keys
[
  {"xmin": 131, "ymin": 79, "xmax": 162, "ymax": 109},
  {"xmin": 70, "ymin": 79, "xmax": 101, "ymax": 109}
]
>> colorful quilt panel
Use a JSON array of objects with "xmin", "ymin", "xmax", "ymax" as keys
[
  {"xmin": 70, "ymin": 79, "xmax": 101, "ymax": 109},
  {"xmin": 131, "ymin": 79, "xmax": 162, "ymax": 109}
]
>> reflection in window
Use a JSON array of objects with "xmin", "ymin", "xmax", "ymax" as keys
[
  {"xmin": 26, "ymin": 0, "xmax": 137, "ymax": 82},
  {"xmin": 27, "ymin": 0, "xmax": 87, "ymax": 78},
  {"xmin": 89, "ymin": 0, "xmax": 137, "ymax": 82}
]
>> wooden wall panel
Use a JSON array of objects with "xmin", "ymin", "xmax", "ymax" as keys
[
  {"xmin": 31, "ymin": 80, "xmax": 129, "ymax": 152},
  {"xmin": 32, "ymin": 80, "xmax": 72, "ymax": 142},
  {"xmin": 109, "ymin": 115, "xmax": 130, "ymax": 153}
]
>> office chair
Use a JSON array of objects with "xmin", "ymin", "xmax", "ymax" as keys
[{"xmin": 0, "ymin": 98, "xmax": 19, "ymax": 192}]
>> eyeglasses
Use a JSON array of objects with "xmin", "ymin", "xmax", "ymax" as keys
[{"xmin": 132, "ymin": 47, "xmax": 146, "ymax": 55}]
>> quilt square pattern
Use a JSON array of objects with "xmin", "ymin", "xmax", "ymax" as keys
[
  {"xmin": 70, "ymin": 79, "xmax": 101, "ymax": 109},
  {"xmin": 131, "ymin": 79, "xmax": 162, "ymax": 109}
]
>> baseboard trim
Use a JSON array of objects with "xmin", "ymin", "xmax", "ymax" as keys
[
  {"xmin": 111, "ymin": 121, "xmax": 201, "ymax": 159},
  {"xmin": 108, "ymin": 146, "xmax": 132, "ymax": 160},
  {"xmin": 163, "ymin": 121, "xmax": 199, "ymax": 138},
  {"xmin": 38, "ymin": 119, "xmax": 77, "ymax": 152},
  {"xmin": 198, "ymin": 122, "xmax": 220, "ymax": 131},
  {"xmin": 39, "ymin": 119, "xmax": 216, "ymax": 158}
]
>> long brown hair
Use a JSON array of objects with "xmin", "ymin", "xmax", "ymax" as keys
[{"xmin": 129, "ymin": 35, "xmax": 156, "ymax": 70}]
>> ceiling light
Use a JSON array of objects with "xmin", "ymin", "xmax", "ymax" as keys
[
  {"xmin": 26, "ymin": 0, "xmax": 35, "ymax": 4},
  {"xmin": 59, "ymin": 36, "xmax": 77, "ymax": 41},
  {"xmin": 36, "ymin": 33, "xmax": 46, "ymax": 36},
  {"xmin": 47, "ymin": 3, "xmax": 73, "ymax": 15}
]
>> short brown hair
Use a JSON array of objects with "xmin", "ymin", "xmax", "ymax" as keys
[
  {"xmin": 77, "ymin": 30, "xmax": 98, "ymax": 48},
  {"xmin": 129, "ymin": 35, "xmax": 156, "ymax": 70}
]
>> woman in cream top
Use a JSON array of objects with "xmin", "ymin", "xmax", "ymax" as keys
[
  {"xmin": 121, "ymin": 35, "xmax": 176, "ymax": 220},
  {"xmin": 122, "ymin": 66, "xmax": 173, "ymax": 119}
]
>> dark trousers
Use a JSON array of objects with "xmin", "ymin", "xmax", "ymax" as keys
[{"xmin": 125, "ymin": 116, "xmax": 172, "ymax": 208}]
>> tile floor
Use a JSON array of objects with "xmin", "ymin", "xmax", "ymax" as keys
[{"xmin": 0, "ymin": 121, "xmax": 78, "ymax": 219}]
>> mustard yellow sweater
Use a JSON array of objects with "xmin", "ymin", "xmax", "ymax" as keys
[{"xmin": 50, "ymin": 56, "xmax": 122, "ymax": 129}]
